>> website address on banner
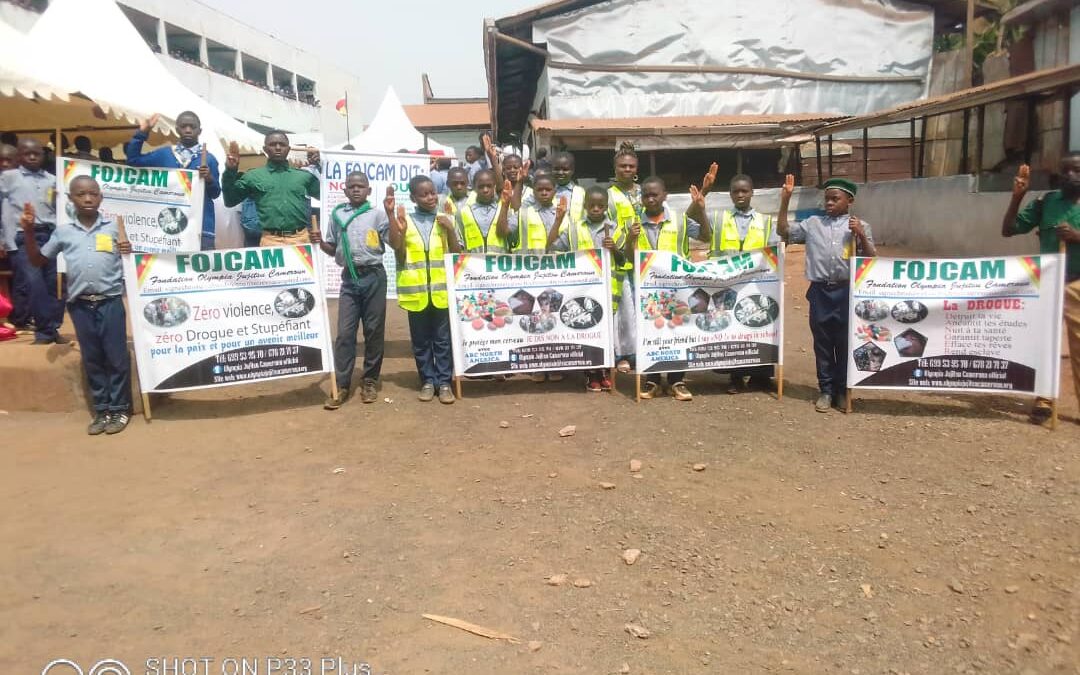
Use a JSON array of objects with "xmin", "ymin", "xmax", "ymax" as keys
[
  {"xmin": 214, "ymin": 365, "xmax": 309, "ymax": 383},
  {"xmin": 511, "ymin": 359, "xmax": 594, "ymax": 370}
]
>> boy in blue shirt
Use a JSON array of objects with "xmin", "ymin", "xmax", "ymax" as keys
[
  {"xmin": 124, "ymin": 111, "xmax": 221, "ymax": 250},
  {"xmin": 20, "ymin": 176, "xmax": 133, "ymax": 435}
]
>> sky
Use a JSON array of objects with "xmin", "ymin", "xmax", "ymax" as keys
[{"xmin": 208, "ymin": 0, "xmax": 538, "ymax": 122}]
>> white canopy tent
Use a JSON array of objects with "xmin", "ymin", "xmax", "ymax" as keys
[
  {"xmin": 20, "ymin": 0, "xmax": 264, "ymax": 153},
  {"xmin": 0, "ymin": 20, "xmax": 69, "ymax": 101},
  {"xmin": 336, "ymin": 87, "xmax": 456, "ymax": 156}
]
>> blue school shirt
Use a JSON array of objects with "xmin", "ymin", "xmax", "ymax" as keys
[
  {"xmin": 40, "ymin": 215, "xmax": 124, "ymax": 298},
  {"xmin": 123, "ymin": 131, "xmax": 221, "ymax": 241}
]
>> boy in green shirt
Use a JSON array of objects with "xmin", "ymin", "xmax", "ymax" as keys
[{"xmin": 1001, "ymin": 153, "xmax": 1080, "ymax": 424}]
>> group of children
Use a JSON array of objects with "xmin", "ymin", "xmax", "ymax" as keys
[
  {"xmin": 6, "ymin": 118, "xmax": 881, "ymax": 435},
  {"xmin": 319, "ymin": 137, "xmax": 876, "ymax": 413}
]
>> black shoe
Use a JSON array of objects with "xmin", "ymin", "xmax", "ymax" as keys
[
  {"xmin": 361, "ymin": 379, "xmax": 378, "ymax": 403},
  {"xmin": 87, "ymin": 412, "xmax": 109, "ymax": 435},
  {"xmin": 814, "ymin": 393, "xmax": 832, "ymax": 413},
  {"xmin": 324, "ymin": 387, "xmax": 350, "ymax": 410},
  {"xmin": 104, "ymin": 412, "xmax": 130, "ymax": 434},
  {"xmin": 53, "ymin": 335, "xmax": 71, "ymax": 345},
  {"xmin": 32, "ymin": 336, "xmax": 55, "ymax": 345},
  {"xmin": 749, "ymin": 375, "xmax": 773, "ymax": 392}
]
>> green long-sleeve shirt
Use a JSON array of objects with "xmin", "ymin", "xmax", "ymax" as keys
[{"xmin": 222, "ymin": 161, "xmax": 320, "ymax": 232}]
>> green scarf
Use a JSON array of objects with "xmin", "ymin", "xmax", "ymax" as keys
[{"xmin": 332, "ymin": 202, "xmax": 373, "ymax": 282}]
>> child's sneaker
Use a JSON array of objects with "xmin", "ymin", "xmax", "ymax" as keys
[
  {"xmin": 105, "ymin": 412, "xmax": 130, "ymax": 434},
  {"xmin": 87, "ymin": 412, "xmax": 109, "ymax": 435},
  {"xmin": 599, "ymin": 375, "xmax": 613, "ymax": 391},
  {"xmin": 586, "ymin": 376, "xmax": 602, "ymax": 392}
]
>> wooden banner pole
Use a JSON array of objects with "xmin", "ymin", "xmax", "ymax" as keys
[
  {"xmin": 845, "ymin": 388, "xmax": 853, "ymax": 414},
  {"xmin": 776, "ymin": 364, "xmax": 784, "ymax": 400},
  {"xmin": 635, "ymin": 374, "xmax": 641, "ymax": 402},
  {"xmin": 454, "ymin": 375, "xmax": 463, "ymax": 400},
  {"xmin": 609, "ymin": 367, "xmax": 616, "ymax": 394}
]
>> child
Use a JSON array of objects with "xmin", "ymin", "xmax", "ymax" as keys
[
  {"xmin": 1, "ymin": 138, "xmax": 66, "ymax": 343},
  {"xmin": 1000, "ymin": 157, "xmax": 1080, "ymax": 424},
  {"xmin": 549, "ymin": 185, "xmax": 625, "ymax": 392},
  {"xmin": 125, "ymin": 111, "xmax": 221, "ymax": 250},
  {"xmin": 444, "ymin": 167, "xmax": 472, "ymax": 214},
  {"xmin": 19, "ymin": 176, "xmax": 133, "ymax": 434},
  {"xmin": 702, "ymin": 171, "xmax": 781, "ymax": 394},
  {"xmin": 517, "ymin": 173, "xmax": 568, "ymax": 383},
  {"xmin": 387, "ymin": 176, "xmax": 462, "ymax": 404},
  {"xmin": 778, "ymin": 175, "xmax": 876, "ymax": 413},
  {"xmin": 222, "ymin": 131, "xmax": 320, "ymax": 247},
  {"xmin": 464, "ymin": 145, "xmax": 488, "ymax": 186},
  {"xmin": 626, "ymin": 177, "xmax": 711, "ymax": 401},
  {"xmin": 608, "ymin": 142, "xmax": 641, "ymax": 373},
  {"xmin": 0, "ymin": 144, "xmax": 16, "ymax": 171},
  {"xmin": 551, "ymin": 151, "xmax": 586, "ymax": 225},
  {"xmin": 456, "ymin": 169, "xmax": 511, "ymax": 253},
  {"xmin": 321, "ymin": 172, "xmax": 390, "ymax": 409}
]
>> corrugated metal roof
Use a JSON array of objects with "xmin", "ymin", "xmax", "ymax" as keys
[
  {"xmin": 815, "ymin": 63, "xmax": 1080, "ymax": 135},
  {"xmin": 403, "ymin": 102, "xmax": 490, "ymax": 129}
]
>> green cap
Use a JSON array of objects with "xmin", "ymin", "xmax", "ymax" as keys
[{"xmin": 822, "ymin": 177, "xmax": 857, "ymax": 197}]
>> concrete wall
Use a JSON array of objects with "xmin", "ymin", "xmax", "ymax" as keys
[{"xmin": 854, "ymin": 175, "xmax": 1046, "ymax": 257}]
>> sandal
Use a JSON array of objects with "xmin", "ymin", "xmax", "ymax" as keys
[{"xmin": 616, "ymin": 359, "xmax": 632, "ymax": 373}]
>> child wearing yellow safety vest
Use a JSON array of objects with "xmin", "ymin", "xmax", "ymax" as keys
[
  {"xmin": 608, "ymin": 142, "xmax": 642, "ymax": 373},
  {"xmin": 548, "ymin": 184, "xmax": 626, "ymax": 392},
  {"xmin": 455, "ymin": 169, "xmax": 512, "ymax": 254},
  {"xmin": 386, "ymin": 176, "xmax": 463, "ymax": 404},
  {"xmin": 443, "ymin": 166, "xmax": 472, "ymax": 216},
  {"xmin": 696, "ymin": 170, "xmax": 781, "ymax": 395},
  {"xmin": 626, "ymin": 177, "xmax": 712, "ymax": 402},
  {"xmin": 517, "ymin": 173, "xmax": 568, "ymax": 383}
]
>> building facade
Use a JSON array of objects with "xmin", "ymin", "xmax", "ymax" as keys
[{"xmin": 1, "ymin": 0, "xmax": 363, "ymax": 145}]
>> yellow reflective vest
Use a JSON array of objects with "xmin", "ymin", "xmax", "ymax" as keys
[
  {"xmin": 460, "ymin": 201, "xmax": 509, "ymax": 253},
  {"xmin": 562, "ymin": 218, "xmax": 624, "ymax": 306},
  {"xmin": 515, "ymin": 205, "xmax": 551, "ymax": 254},
  {"xmin": 607, "ymin": 184, "xmax": 639, "ymax": 270},
  {"xmin": 710, "ymin": 209, "xmax": 773, "ymax": 256},
  {"xmin": 396, "ymin": 214, "xmax": 448, "ymax": 312},
  {"xmin": 558, "ymin": 184, "xmax": 586, "ymax": 224},
  {"xmin": 636, "ymin": 209, "xmax": 690, "ymax": 257}
]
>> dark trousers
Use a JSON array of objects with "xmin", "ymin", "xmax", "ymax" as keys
[
  {"xmin": 13, "ymin": 230, "xmax": 64, "ymax": 340},
  {"xmin": 242, "ymin": 228, "xmax": 262, "ymax": 248},
  {"xmin": 407, "ymin": 304, "xmax": 452, "ymax": 387},
  {"xmin": 334, "ymin": 268, "xmax": 387, "ymax": 390},
  {"xmin": 68, "ymin": 296, "xmax": 131, "ymax": 413},
  {"xmin": 201, "ymin": 232, "xmax": 215, "ymax": 251},
  {"xmin": 647, "ymin": 371, "xmax": 684, "ymax": 386},
  {"xmin": 807, "ymin": 281, "xmax": 850, "ymax": 396},
  {"xmin": 730, "ymin": 365, "xmax": 773, "ymax": 380}
]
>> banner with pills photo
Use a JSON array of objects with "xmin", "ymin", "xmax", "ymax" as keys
[
  {"xmin": 446, "ymin": 251, "xmax": 616, "ymax": 376},
  {"xmin": 846, "ymin": 254, "xmax": 1066, "ymax": 397},
  {"xmin": 122, "ymin": 245, "xmax": 334, "ymax": 393},
  {"xmin": 634, "ymin": 246, "xmax": 785, "ymax": 374},
  {"xmin": 319, "ymin": 150, "xmax": 432, "ymax": 299},
  {"xmin": 57, "ymin": 157, "xmax": 203, "ymax": 253}
]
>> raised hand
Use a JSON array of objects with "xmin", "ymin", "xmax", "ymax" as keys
[
  {"xmin": 782, "ymin": 173, "xmax": 795, "ymax": 199},
  {"xmin": 555, "ymin": 195, "xmax": 568, "ymax": 222},
  {"xmin": 393, "ymin": 205, "xmax": 408, "ymax": 236},
  {"xmin": 689, "ymin": 184, "xmax": 705, "ymax": 210},
  {"xmin": 384, "ymin": 185, "xmax": 396, "ymax": 216},
  {"xmin": 306, "ymin": 148, "xmax": 320, "ymax": 167},
  {"xmin": 1013, "ymin": 164, "xmax": 1030, "ymax": 197},
  {"xmin": 701, "ymin": 162, "xmax": 718, "ymax": 195},
  {"xmin": 19, "ymin": 202, "xmax": 35, "ymax": 231},
  {"xmin": 519, "ymin": 159, "xmax": 531, "ymax": 183},
  {"xmin": 437, "ymin": 197, "xmax": 455, "ymax": 231},
  {"xmin": 138, "ymin": 113, "xmax": 160, "ymax": 134},
  {"xmin": 226, "ymin": 141, "xmax": 240, "ymax": 170},
  {"xmin": 500, "ymin": 179, "xmax": 513, "ymax": 203}
]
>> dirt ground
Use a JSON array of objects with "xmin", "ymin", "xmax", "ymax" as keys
[{"xmin": 3, "ymin": 247, "xmax": 1078, "ymax": 675}]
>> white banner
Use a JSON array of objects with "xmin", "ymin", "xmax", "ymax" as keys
[
  {"xmin": 634, "ymin": 246, "xmax": 785, "ymax": 374},
  {"xmin": 447, "ymin": 251, "xmax": 615, "ymax": 376},
  {"xmin": 319, "ymin": 150, "xmax": 431, "ymax": 298},
  {"xmin": 58, "ymin": 157, "xmax": 203, "ymax": 253},
  {"xmin": 847, "ymin": 254, "xmax": 1065, "ymax": 397},
  {"xmin": 122, "ymin": 245, "xmax": 334, "ymax": 393}
]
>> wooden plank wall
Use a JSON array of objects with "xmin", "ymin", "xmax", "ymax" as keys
[{"xmin": 800, "ymin": 138, "xmax": 924, "ymax": 185}]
